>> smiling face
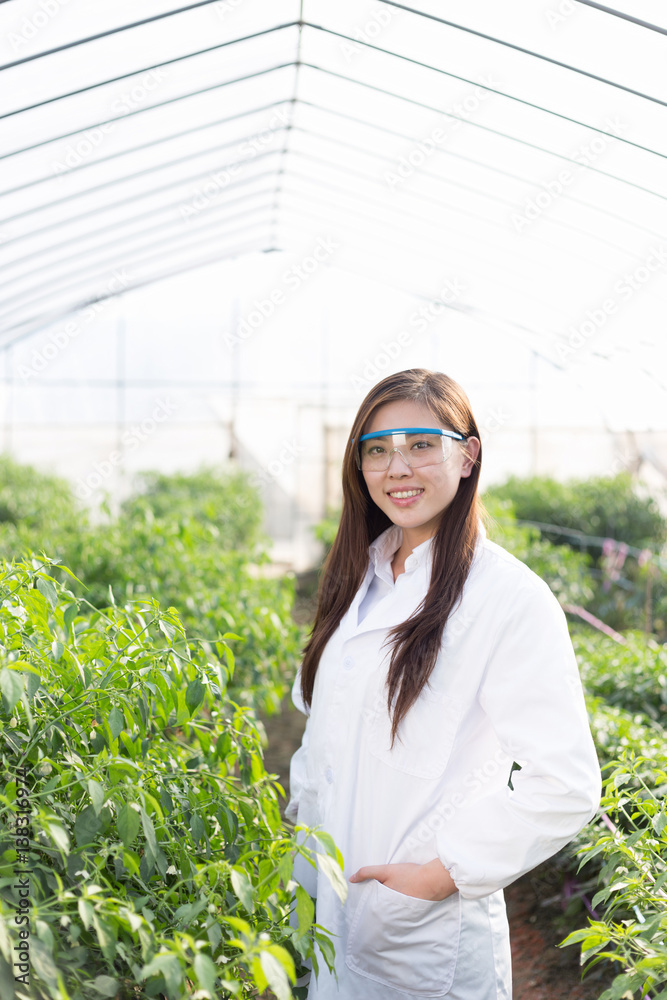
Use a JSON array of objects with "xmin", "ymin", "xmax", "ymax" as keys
[{"xmin": 361, "ymin": 399, "xmax": 480, "ymax": 549}]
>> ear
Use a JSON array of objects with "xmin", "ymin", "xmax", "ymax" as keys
[{"xmin": 459, "ymin": 437, "xmax": 480, "ymax": 477}]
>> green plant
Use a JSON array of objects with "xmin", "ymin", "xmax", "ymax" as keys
[
  {"xmin": 312, "ymin": 509, "xmax": 342, "ymax": 556},
  {"xmin": 575, "ymin": 631, "xmax": 667, "ymax": 725},
  {"xmin": 561, "ymin": 748, "xmax": 667, "ymax": 999},
  {"xmin": 486, "ymin": 474, "xmax": 667, "ymax": 554},
  {"xmin": 121, "ymin": 468, "xmax": 265, "ymax": 554},
  {"xmin": 0, "ymin": 558, "xmax": 342, "ymax": 999},
  {"xmin": 483, "ymin": 496, "xmax": 595, "ymax": 606},
  {"xmin": 0, "ymin": 456, "xmax": 85, "ymax": 564},
  {"xmin": 0, "ymin": 461, "xmax": 304, "ymax": 714}
]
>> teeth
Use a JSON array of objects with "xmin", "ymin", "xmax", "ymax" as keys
[{"xmin": 389, "ymin": 489, "xmax": 424, "ymax": 498}]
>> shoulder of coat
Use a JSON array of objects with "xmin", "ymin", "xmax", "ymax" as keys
[{"xmin": 475, "ymin": 537, "xmax": 553, "ymax": 596}]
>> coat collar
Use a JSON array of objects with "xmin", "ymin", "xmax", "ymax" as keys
[
  {"xmin": 368, "ymin": 524, "xmax": 435, "ymax": 579},
  {"xmin": 341, "ymin": 519, "xmax": 487, "ymax": 641}
]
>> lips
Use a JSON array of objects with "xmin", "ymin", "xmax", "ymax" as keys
[{"xmin": 386, "ymin": 487, "xmax": 425, "ymax": 508}]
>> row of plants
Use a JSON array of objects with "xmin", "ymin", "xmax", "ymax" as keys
[
  {"xmin": 560, "ymin": 632, "xmax": 667, "ymax": 1000},
  {"xmin": 0, "ymin": 459, "xmax": 303, "ymax": 715},
  {"xmin": 486, "ymin": 473, "xmax": 667, "ymax": 639},
  {"xmin": 0, "ymin": 458, "xmax": 336, "ymax": 997},
  {"xmin": 0, "ymin": 558, "xmax": 344, "ymax": 999}
]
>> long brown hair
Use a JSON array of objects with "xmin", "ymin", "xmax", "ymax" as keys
[{"xmin": 300, "ymin": 368, "xmax": 483, "ymax": 744}]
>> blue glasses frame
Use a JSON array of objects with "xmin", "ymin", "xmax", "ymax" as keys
[{"xmin": 354, "ymin": 426, "xmax": 467, "ymax": 470}]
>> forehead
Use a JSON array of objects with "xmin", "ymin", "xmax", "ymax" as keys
[{"xmin": 364, "ymin": 399, "xmax": 440, "ymax": 435}]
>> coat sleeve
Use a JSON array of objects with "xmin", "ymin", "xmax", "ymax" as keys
[
  {"xmin": 285, "ymin": 669, "xmax": 311, "ymax": 824},
  {"xmin": 436, "ymin": 577, "xmax": 602, "ymax": 900}
]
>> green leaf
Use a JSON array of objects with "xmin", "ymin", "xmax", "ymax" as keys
[
  {"xmin": 173, "ymin": 899, "xmax": 208, "ymax": 927},
  {"xmin": 108, "ymin": 761, "xmax": 136, "ymax": 784},
  {"xmin": 5, "ymin": 660, "xmax": 40, "ymax": 677},
  {"xmin": 194, "ymin": 953, "xmax": 218, "ymax": 993},
  {"xmin": 230, "ymin": 867, "xmax": 255, "ymax": 913},
  {"xmin": 141, "ymin": 807, "xmax": 158, "ymax": 864},
  {"xmin": 159, "ymin": 619, "xmax": 177, "ymax": 642},
  {"xmin": 159, "ymin": 787, "xmax": 173, "ymax": 815},
  {"xmin": 190, "ymin": 813, "xmax": 205, "ymax": 844},
  {"xmin": 117, "ymin": 803, "xmax": 141, "ymax": 847},
  {"xmin": 652, "ymin": 810, "xmax": 667, "ymax": 835},
  {"xmin": 316, "ymin": 851, "xmax": 348, "ymax": 904},
  {"xmin": 219, "ymin": 804, "xmax": 238, "ymax": 844},
  {"xmin": 295, "ymin": 885, "xmax": 314, "ymax": 938},
  {"xmin": 91, "ymin": 912, "xmax": 116, "ymax": 963},
  {"xmin": 75, "ymin": 805, "xmax": 101, "ymax": 846},
  {"xmin": 90, "ymin": 975, "xmax": 120, "ymax": 996},
  {"xmin": 0, "ymin": 667, "xmax": 24, "ymax": 713},
  {"xmin": 141, "ymin": 954, "xmax": 183, "ymax": 999},
  {"xmin": 78, "ymin": 898, "xmax": 93, "ymax": 930},
  {"xmin": 259, "ymin": 948, "xmax": 294, "ymax": 1000},
  {"xmin": 108, "ymin": 706, "xmax": 124, "ymax": 741},
  {"xmin": 44, "ymin": 819, "xmax": 70, "ymax": 853},
  {"xmin": 30, "ymin": 938, "xmax": 58, "ymax": 989},
  {"xmin": 88, "ymin": 779, "xmax": 105, "ymax": 815},
  {"xmin": 185, "ymin": 678, "xmax": 205, "ymax": 715},
  {"xmin": 277, "ymin": 851, "xmax": 293, "ymax": 886},
  {"xmin": 122, "ymin": 849, "xmax": 140, "ymax": 876},
  {"xmin": 312, "ymin": 829, "xmax": 344, "ymax": 868},
  {"xmin": 36, "ymin": 577, "xmax": 58, "ymax": 609},
  {"xmin": 63, "ymin": 602, "xmax": 79, "ymax": 637},
  {"xmin": 50, "ymin": 640, "xmax": 64, "ymax": 661}
]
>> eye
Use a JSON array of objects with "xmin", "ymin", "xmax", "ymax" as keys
[{"xmin": 409, "ymin": 436, "xmax": 435, "ymax": 450}]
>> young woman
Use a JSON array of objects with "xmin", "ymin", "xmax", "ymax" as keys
[{"xmin": 287, "ymin": 368, "xmax": 601, "ymax": 1000}]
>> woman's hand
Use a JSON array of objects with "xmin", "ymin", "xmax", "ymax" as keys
[{"xmin": 348, "ymin": 859, "xmax": 458, "ymax": 901}]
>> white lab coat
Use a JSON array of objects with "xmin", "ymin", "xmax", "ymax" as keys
[{"xmin": 287, "ymin": 524, "xmax": 601, "ymax": 999}]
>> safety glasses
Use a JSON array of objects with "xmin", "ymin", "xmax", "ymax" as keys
[{"xmin": 355, "ymin": 426, "xmax": 466, "ymax": 471}]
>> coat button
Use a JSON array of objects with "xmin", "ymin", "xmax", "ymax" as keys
[
  {"xmin": 325, "ymin": 767, "xmax": 334, "ymax": 784},
  {"xmin": 342, "ymin": 656, "xmax": 354, "ymax": 670}
]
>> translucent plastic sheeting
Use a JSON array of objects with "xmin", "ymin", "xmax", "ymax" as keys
[{"xmin": 0, "ymin": 0, "xmax": 666, "ymax": 356}]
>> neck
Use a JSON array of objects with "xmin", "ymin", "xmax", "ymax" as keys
[{"xmin": 396, "ymin": 525, "xmax": 433, "ymax": 555}]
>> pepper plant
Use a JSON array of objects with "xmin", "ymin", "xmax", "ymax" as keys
[{"xmin": 0, "ymin": 558, "xmax": 342, "ymax": 999}]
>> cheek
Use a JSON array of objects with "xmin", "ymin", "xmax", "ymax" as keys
[{"xmin": 363, "ymin": 475, "xmax": 383, "ymax": 502}]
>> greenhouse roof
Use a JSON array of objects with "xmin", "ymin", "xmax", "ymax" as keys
[{"xmin": 1, "ymin": 0, "xmax": 666, "ymax": 378}]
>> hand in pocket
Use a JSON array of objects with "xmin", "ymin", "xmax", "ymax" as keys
[{"xmin": 349, "ymin": 859, "xmax": 458, "ymax": 900}]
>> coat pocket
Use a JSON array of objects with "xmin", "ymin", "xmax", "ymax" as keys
[
  {"xmin": 346, "ymin": 879, "xmax": 461, "ymax": 997},
  {"xmin": 366, "ymin": 684, "xmax": 464, "ymax": 779}
]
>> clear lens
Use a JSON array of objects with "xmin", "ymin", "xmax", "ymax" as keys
[{"xmin": 359, "ymin": 431, "xmax": 453, "ymax": 471}]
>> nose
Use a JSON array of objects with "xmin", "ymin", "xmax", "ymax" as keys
[{"xmin": 386, "ymin": 449, "xmax": 413, "ymax": 474}]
